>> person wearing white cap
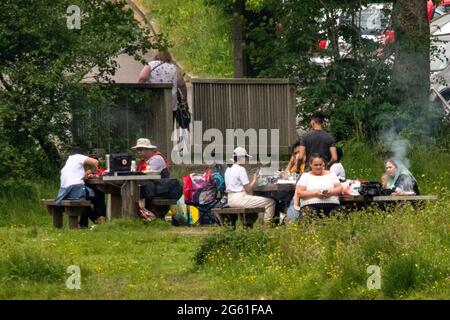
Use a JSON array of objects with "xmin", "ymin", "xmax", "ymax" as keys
[
  {"xmin": 131, "ymin": 138, "xmax": 170, "ymax": 178},
  {"xmin": 224, "ymin": 147, "xmax": 275, "ymax": 226}
]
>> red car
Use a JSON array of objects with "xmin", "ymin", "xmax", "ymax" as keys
[{"xmin": 382, "ymin": 0, "xmax": 450, "ymax": 46}]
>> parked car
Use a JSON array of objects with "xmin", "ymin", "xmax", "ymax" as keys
[{"xmin": 429, "ymin": 13, "xmax": 450, "ymax": 116}]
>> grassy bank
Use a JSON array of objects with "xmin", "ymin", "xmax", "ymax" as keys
[{"xmin": 137, "ymin": 0, "xmax": 233, "ymax": 77}]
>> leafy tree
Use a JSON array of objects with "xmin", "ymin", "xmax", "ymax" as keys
[{"xmin": 0, "ymin": 0, "xmax": 161, "ymax": 179}]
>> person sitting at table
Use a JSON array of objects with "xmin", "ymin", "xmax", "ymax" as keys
[
  {"xmin": 329, "ymin": 147, "xmax": 346, "ymax": 182},
  {"xmin": 293, "ymin": 153, "xmax": 343, "ymax": 217},
  {"xmin": 55, "ymin": 146, "xmax": 106, "ymax": 227},
  {"xmin": 384, "ymin": 158, "xmax": 420, "ymax": 195},
  {"xmin": 284, "ymin": 141, "xmax": 305, "ymax": 174},
  {"xmin": 131, "ymin": 138, "xmax": 170, "ymax": 178},
  {"xmin": 225, "ymin": 147, "xmax": 276, "ymax": 226}
]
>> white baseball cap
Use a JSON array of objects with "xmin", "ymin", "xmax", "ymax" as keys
[
  {"xmin": 131, "ymin": 138, "xmax": 157, "ymax": 150},
  {"xmin": 231, "ymin": 147, "xmax": 252, "ymax": 162}
]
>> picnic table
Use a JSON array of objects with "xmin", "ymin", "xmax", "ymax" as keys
[
  {"xmin": 86, "ymin": 174, "xmax": 161, "ymax": 219},
  {"xmin": 253, "ymin": 182, "xmax": 437, "ymax": 212}
]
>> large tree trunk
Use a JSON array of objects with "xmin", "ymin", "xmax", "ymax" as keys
[
  {"xmin": 392, "ymin": 0, "xmax": 430, "ymax": 108},
  {"xmin": 232, "ymin": 0, "xmax": 246, "ymax": 78}
]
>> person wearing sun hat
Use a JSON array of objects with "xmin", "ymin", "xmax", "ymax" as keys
[
  {"xmin": 131, "ymin": 138, "xmax": 170, "ymax": 178},
  {"xmin": 224, "ymin": 147, "xmax": 275, "ymax": 226}
]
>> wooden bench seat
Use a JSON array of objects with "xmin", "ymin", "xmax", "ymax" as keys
[
  {"xmin": 150, "ymin": 198, "xmax": 178, "ymax": 206},
  {"xmin": 211, "ymin": 207, "xmax": 265, "ymax": 228},
  {"xmin": 144, "ymin": 198, "xmax": 179, "ymax": 219},
  {"xmin": 41, "ymin": 199, "xmax": 91, "ymax": 229}
]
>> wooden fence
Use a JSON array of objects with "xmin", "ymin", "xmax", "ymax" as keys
[
  {"xmin": 192, "ymin": 78, "xmax": 297, "ymax": 155},
  {"xmin": 71, "ymin": 83, "xmax": 173, "ymax": 156}
]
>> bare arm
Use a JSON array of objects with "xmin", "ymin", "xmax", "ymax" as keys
[
  {"xmin": 84, "ymin": 157, "xmax": 99, "ymax": 174},
  {"xmin": 285, "ymin": 154, "xmax": 296, "ymax": 172},
  {"xmin": 296, "ymin": 184, "xmax": 321, "ymax": 199},
  {"xmin": 328, "ymin": 146, "xmax": 338, "ymax": 168},
  {"xmin": 298, "ymin": 146, "xmax": 306, "ymax": 168},
  {"xmin": 244, "ymin": 173, "xmax": 257, "ymax": 194},
  {"xmin": 138, "ymin": 65, "xmax": 151, "ymax": 83}
]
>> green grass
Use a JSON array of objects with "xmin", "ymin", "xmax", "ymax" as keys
[
  {"xmin": 0, "ymin": 143, "xmax": 449, "ymax": 299},
  {"xmin": 138, "ymin": 0, "xmax": 233, "ymax": 77}
]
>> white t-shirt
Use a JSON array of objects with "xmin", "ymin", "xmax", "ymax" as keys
[
  {"xmin": 330, "ymin": 163, "xmax": 346, "ymax": 181},
  {"xmin": 148, "ymin": 155, "xmax": 166, "ymax": 172},
  {"xmin": 297, "ymin": 171, "xmax": 340, "ymax": 207},
  {"xmin": 60, "ymin": 154, "xmax": 88, "ymax": 188},
  {"xmin": 148, "ymin": 60, "xmax": 178, "ymax": 111},
  {"xmin": 225, "ymin": 164, "xmax": 250, "ymax": 193}
]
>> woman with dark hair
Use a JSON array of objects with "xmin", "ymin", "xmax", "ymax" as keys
[
  {"xmin": 55, "ymin": 146, "xmax": 106, "ymax": 227},
  {"xmin": 384, "ymin": 158, "xmax": 420, "ymax": 195},
  {"xmin": 293, "ymin": 153, "xmax": 342, "ymax": 217},
  {"xmin": 284, "ymin": 140, "xmax": 305, "ymax": 174}
]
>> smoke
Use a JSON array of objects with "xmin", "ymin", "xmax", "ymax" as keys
[{"xmin": 380, "ymin": 126, "xmax": 411, "ymax": 169}]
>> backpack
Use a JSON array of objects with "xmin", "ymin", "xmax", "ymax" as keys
[
  {"xmin": 358, "ymin": 181, "xmax": 383, "ymax": 197},
  {"xmin": 183, "ymin": 173, "xmax": 218, "ymax": 206},
  {"xmin": 141, "ymin": 179, "xmax": 182, "ymax": 200}
]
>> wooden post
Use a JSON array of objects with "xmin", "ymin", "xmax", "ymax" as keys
[
  {"xmin": 66, "ymin": 208, "xmax": 81, "ymax": 229},
  {"xmin": 51, "ymin": 207, "xmax": 63, "ymax": 229},
  {"xmin": 110, "ymin": 194, "xmax": 123, "ymax": 219},
  {"xmin": 121, "ymin": 181, "xmax": 140, "ymax": 218}
]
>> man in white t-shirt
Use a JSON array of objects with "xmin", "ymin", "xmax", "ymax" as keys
[
  {"xmin": 224, "ymin": 147, "xmax": 275, "ymax": 226},
  {"xmin": 55, "ymin": 146, "xmax": 106, "ymax": 227}
]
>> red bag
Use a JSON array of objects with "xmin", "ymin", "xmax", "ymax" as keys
[{"xmin": 182, "ymin": 175, "xmax": 193, "ymax": 203}]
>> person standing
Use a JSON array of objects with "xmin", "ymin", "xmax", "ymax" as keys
[
  {"xmin": 225, "ymin": 147, "xmax": 276, "ymax": 226},
  {"xmin": 298, "ymin": 111, "xmax": 338, "ymax": 171},
  {"xmin": 138, "ymin": 51, "xmax": 178, "ymax": 120}
]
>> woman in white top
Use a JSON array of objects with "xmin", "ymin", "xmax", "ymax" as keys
[
  {"xmin": 224, "ymin": 147, "xmax": 275, "ymax": 226},
  {"xmin": 138, "ymin": 51, "xmax": 178, "ymax": 117},
  {"xmin": 294, "ymin": 153, "xmax": 342, "ymax": 217}
]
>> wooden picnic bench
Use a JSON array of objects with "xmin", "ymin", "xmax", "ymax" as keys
[
  {"xmin": 146, "ymin": 198, "xmax": 179, "ymax": 219},
  {"xmin": 211, "ymin": 207, "xmax": 266, "ymax": 229},
  {"xmin": 41, "ymin": 199, "xmax": 91, "ymax": 229}
]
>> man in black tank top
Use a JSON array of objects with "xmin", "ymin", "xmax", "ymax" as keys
[{"xmin": 298, "ymin": 111, "xmax": 337, "ymax": 170}]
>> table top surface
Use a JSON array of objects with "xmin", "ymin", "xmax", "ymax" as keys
[
  {"xmin": 253, "ymin": 183, "xmax": 437, "ymax": 202},
  {"xmin": 86, "ymin": 174, "xmax": 161, "ymax": 184}
]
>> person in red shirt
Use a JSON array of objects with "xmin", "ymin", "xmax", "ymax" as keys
[{"xmin": 131, "ymin": 138, "xmax": 170, "ymax": 178}]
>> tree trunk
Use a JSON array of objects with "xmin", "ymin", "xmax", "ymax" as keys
[
  {"xmin": 392, "ymin": 0, "xmax": 430, "ymax": 108},
  {"xmin": 232, "ymin": 0, "xmax": 246, "ymax": 78}
]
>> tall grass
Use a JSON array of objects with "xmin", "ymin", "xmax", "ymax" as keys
[
  {"xmin": 138, "ymin": 0, "xmax": 233, "ymax": 77},
  {"xmin": 0, "ymin": 142, "xmax": 448, "ymax": 299},
  {"xmin": 195, "ymin": 202, "xmax": 449, "ymax": 299}
]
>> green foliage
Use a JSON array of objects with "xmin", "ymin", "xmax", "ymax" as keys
[
  {"xmin": 140, "ymin": 0, "xmax": 233, "ymax": 77},
  {"xmin": 0, "ymin": 0, "xmax": 160, "ymax": 177}
]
